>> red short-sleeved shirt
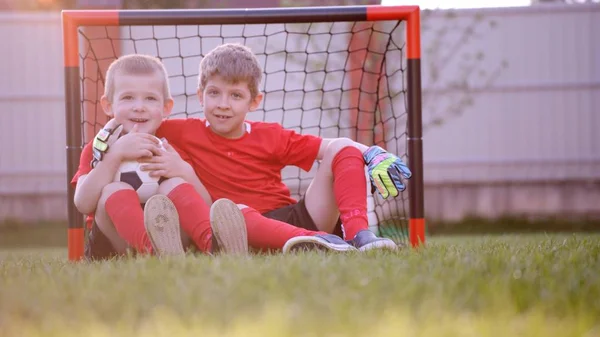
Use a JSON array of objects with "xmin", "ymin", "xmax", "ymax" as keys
[
  {"xmin": 156, "ymin": 119, "xmax": 322, "ymax": 213},
  {"xmin": 71, "ymin": 142, "xmax": 94, "ymax": 189},
  {"xmin": 70, "ymin": 142, "xmax": 95, "ymax": 229}
]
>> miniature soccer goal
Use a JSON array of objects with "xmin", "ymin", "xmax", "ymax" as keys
[{"xmin": 62, "ymin": 5, "xmax": 425, "ymax": 261}]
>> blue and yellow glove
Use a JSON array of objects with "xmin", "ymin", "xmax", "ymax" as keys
[{"xmin": 363, "ymin": 145, "xmax": 412, "ymax": 199}]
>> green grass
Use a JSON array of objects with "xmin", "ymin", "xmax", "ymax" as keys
[
  {"xmin": 428, "ymin": 215, "xmax": 600, "ymax": 235},
  {"xmin": 0, "ymin": 221, "xmax": 66, "ymax": 249},
  {"xmin": 1, "ymin": 235, "xmax": 599, "ymax": 337}
]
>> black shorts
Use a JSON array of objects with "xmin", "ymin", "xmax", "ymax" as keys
[{"xmin": 262, "ymin": 199, "xmax": 344, "ymax": 238}]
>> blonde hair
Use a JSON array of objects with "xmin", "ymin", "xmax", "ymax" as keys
[
  {"xmin": 198, "ymin": 43, "xmax": 263, "ymax": 99},
  {"xmin": 104, "ymin": 54, "xmax": 171, "ymax": 102}
]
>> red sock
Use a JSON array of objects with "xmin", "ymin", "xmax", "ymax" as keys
[
  {"xmin": 167, "ymin": 183, "xmax": 212, "ymax": 253},
  {"xmin": 331, "ymin": 146, "xmax": 369, "ymax": 240},
  {"xmin": 104, "ymin": 189, "xmax": 153, "ymax": 253},
  {"xmin": 242, "ymin": 208, "xmax": 325, "ymax": 251}
]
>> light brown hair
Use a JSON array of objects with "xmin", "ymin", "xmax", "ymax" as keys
[
  {"xmin": 198, "ymin": 43, "xmax": 262, "ymax": 99},
  {"xmin": 104, "ymin": 54, "xmax": 171, "ymax": 102}
]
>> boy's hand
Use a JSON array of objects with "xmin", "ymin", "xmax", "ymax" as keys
[
  {"xmin": 91, "ymin": 119, "xmax": 123, "ymax": 167},
  {"xmin": 139, "ymin": 140, "xmax": 192, "ymax": 179},
  {"xmin": 363, "ymin": 145, "xmax": 412, "ymax": 199},
  {"xmin": 109, "ymin": 124, "xmax": 163, "ymax": 162}
]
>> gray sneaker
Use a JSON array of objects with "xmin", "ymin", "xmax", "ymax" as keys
[
  {"xmin": 282, "ymin": 234, "xmax": 358, "ymax": 253},
  {"xmin": 209, "ymin": 198, "xmax": 248, "ymax": 255},
  {"xmin": 347, "ymin": 229, "xmax": 399, "ymax": 251},
  {"xmin": 144, "ymin": 195, "xmax": 185, "ymax": 257}
]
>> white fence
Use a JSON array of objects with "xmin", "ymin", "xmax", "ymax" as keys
[
  {"xmin": 0, "ymin": 13, "xmax": 66, "ymax": 221},
  {"xmin": 420, "ymin": 4, "xmax": 600, "ymax": 184},
  {"xmin": 0, "ymin": 3, "xmax": 598, "ymax": 222},
  {"xmin": 419, "ymin": 4, "xmax": 600, "ymax": 220}
]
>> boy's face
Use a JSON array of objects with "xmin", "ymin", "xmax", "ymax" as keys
[
  {"xmin": 198, "ymin": 75, "xmax": 262, "ymax": 139},
  {"xmin": 101, "ymin": 72, "xmax": 173, "ymax": 135}
]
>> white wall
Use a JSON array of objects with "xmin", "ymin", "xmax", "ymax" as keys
[
  {"xmin": 420, "ymin": 4, "xmax": 600, "ymax": 184},
  {"xmin": 0, "ymin": 4, "xmax": 598, "ymax": 222},
  {"xmin": 0, "ymin": 13, "xmax": 66, "ymax": 221}
]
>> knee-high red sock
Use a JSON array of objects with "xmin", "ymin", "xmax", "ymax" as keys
[
  {"xmin": 331, "ymin": 146, "xmax": 369, "ymax": 240},
  {"xmin": 242, "ymin": 208, "xmax": 325, "ymax": 251},
  {"xmin": 167, "ymin": 183, "xmax": 212, "ymax": 253},
  {"xmin": 104, "ymin": 189, "xmax": 153, "ymax": 253}
]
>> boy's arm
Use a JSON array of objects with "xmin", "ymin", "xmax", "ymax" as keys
[
  {"xmin": 73, "ymin": 150, "xmax": 122, "ymax": 214},
  {"xmin": 75, "ymin": 121, "xmax": 160, "ymax": 213},
  {"xmin": 167, "ymin": 146, "xmax": 213, "ymax": 204},
  {"xmin": 74, "ymin": 120, "xmax": 124, "ymax": 214},
  {"xmin": 178, "ymin": 163, "xmax": 213, "ymax": 205},
  {"xmin": 139, "ymin": 142, "xmax": 213, "ymax": 205}
]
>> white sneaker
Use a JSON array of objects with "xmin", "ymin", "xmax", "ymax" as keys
[
  {"xmin": 144, "ymin": 195, "xmax": 185, "ymax": 257},
  {"xmin": 209, "ymin": 198, "xmax": 248, "ymax": 255},
  {"xmin": 282, "ymin": 234, "xmax": 358, "ymax": 253}
]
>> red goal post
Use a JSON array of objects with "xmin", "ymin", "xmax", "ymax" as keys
[{"xmin": 62, "ymin": 5, "xmax": 425, "ymax": 261}]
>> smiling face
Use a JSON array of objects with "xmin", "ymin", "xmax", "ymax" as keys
[
  {"xmin": 101, "ymin": 72, "xmax": 173, "ymax": 135},
  {"xmin": 100, "ymin": 54, "xmax": 173, "ymax": 135},
  {"xmin": 197, "ymin": 43, "xmax": 264, "ymax": 139},
  {"xmin": 199, "ymin": 75, "xmax": 262, "ymax": 139}
]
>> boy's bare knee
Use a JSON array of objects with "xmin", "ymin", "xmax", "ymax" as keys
[
  {"xmin": 98, "ymin": 182, "xmax": 134, "ymax": 207},
  {"xmin": 323, "ymin": 137, "xmax": 355, "ymax": 162},
  {"xmin": 94, "ymin": 212, "xmax": 129, "ymax": 253},
  {"xmin": 157, "ymin": 177, "xmax": 186, "ymax": 195},
  {"xmin": 102, "ymin": 181, "xmax": 134, "ymax": 195}
]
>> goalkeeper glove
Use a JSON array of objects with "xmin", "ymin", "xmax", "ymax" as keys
[
  {"xmin": 363, "ymin": 145, "xmax": 412, "ymax": 199},
  {"xmin": 90, "ymin": 119, "xmax": 123, "ymax": 168}
]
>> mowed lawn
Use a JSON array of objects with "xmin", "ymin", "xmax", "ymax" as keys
[{"xmin": 0, "ymin": 234, "xmax": 599, "ymax": 337}]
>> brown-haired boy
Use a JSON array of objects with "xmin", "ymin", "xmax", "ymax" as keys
[{"xmin": 150, "ymin": 43, "xmax": 412, "ymax": 251}]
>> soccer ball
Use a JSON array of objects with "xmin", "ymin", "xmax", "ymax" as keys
[{"xmin": 114, "ymin": 137, "xmax": 165, "ymax": 203}]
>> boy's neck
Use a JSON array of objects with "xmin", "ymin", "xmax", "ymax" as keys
[{"xmin": 205, "ymin": 120, "xmax": 249, "ymax": 139}]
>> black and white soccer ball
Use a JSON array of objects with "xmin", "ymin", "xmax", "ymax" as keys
[{"xmin": 114, "ymin": 137, "xmax": 165, "ymax": 203}]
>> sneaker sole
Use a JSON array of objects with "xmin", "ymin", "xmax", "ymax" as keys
[
  {"xmin": 358, "ymin": 239, "xmax": 399, "ymax": 252},
  {"xmin": 210, "ymin": 199, "xmax": 248, "ymax": 255},
  {"xmin": 144, "ymin": 195, "xmax": 185, "ymax": 257},
  {"xmin": 282, "ymin": 236, "xmax": 358, "ymax": 253}
]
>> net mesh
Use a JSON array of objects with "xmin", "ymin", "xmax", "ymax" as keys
[{"xmin": 77, "ymin": 20, "xmax": 410, "ymax": 244}]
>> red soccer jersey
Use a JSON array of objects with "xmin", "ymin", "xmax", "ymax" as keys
[
  {"xmin": 156, "ymin": 118, "xmax": 322, "ymax": 213},
  {"xmin": 71, "ymin": 142, "xmax": 94, "ymax": 189},
  {"xmin": 70, "ymin": 142, "xmax": 95, "ymax": 229}
]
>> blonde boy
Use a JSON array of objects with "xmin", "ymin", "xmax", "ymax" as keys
[
  {"xmin": 149, "ymin": 43, "xmax": 412, "ymax": 251},
  {"xmin": 71, "ymin": 54, "xmax": 248, "ymax": 260}
]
